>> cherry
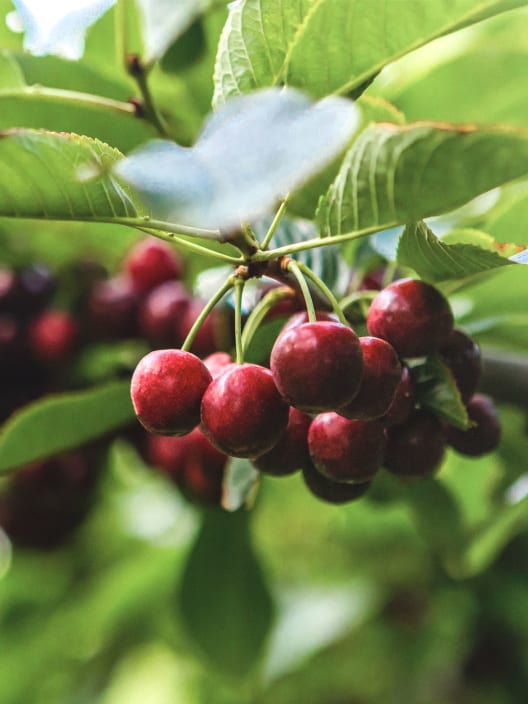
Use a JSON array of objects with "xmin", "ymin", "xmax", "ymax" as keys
[
  {"xmin": 382, "ymin": 365, "xmax": 415, "ymax": 427},
  {"xmin": 339, "ymin": 336, "xmax": 402, "ymax": 420},
  {"xmin": 178, "ymin": 299, "xmax": 232, "ymax": 357},
  {"xmin": 270, "ymin": 321, "xmax": 363, "ymax": 413},
  {"xmin": 87, "ymin": 275, "xmax": 139, "ymax": 340},
  {"xmin": 367, "ymin": 278, "xmax": 454, "ymax": 358},
  {"xmin": 201, "ymin": 363, "xmax": 289, "ymax": 458},
  {"xmin": 125, "ymin": 238, "xmax": 183, "ymax": 293},
  {"xmin": 260, "ymin": 285, "xmax": 304, "ymax": 322},
  {"xmin": 28, "ymin": 309, "xmax": 79, "ymax": 364},
  {"xmin": 131, "ymin": 349, "xmax": 211, "ymax": 435},
  {"xmin": 279, "ymin": 309, "xmax": 338, "ymax": 334},
  {"xmin": 446, "ymin": 394, "xmax": 500, "ymax": 456},
  {"xmin": 16, "ymin": 263, "xmax": 56, "ymax": 315},
  {"xmin": 138, "ymin": 280, "xmax": 191, "ymax": 347},
  {"xmin": 384, "ymin": 410, "xmax": 446, "ymax": 477},
  {"xmin": 308, "ymin": 412, "xmax": 386, "ymax": 484},
  {"xmin": 203, "ymin": 351, "xmax": 232, "ymax": 378},
  {"xmin": 253, "ymin": 407, "xmax": 312, "ymax": 476},
  {"xmin": 147, "ymin": 428, "xmax": 227, "ymax": 505},
  {"xmin": 440, "ymin": 329, "xmax": 481, "ymax": 403},
  {"xmin": 302, "ymin": 461, "xmax": 371, "ymax": 504}
]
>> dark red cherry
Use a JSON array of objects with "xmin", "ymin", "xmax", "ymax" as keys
[
  {"xmin": 178, "ymin": 299, "xmax": 232, "ymax": 357},
  {"xmin": 16, "ymin": 263, "xmax": 56, "ymax": 315},
  {"xmin": 138, "ymin": 280, "xmax": 191, "ymax": 347},
  {"xmin": 446, "ymin": 394, "xmax": 500, "ymax": 457},
  {"xmin": 28, "ymin": 309, "xmax": 78, "ymax": 364},
  {"xmin": 125, "ymin": 238, "xmax": 183, "ymax": 293},
  {"xmin": 367, "ymin": 278, "xmax": 454, "ymax": 358},
  {"xmin": 302, "ymin": 461, "xmax": 371, "ymax": 504},
  {"xmin": 308, "ymin": 412, "xmax": 386, "ymax": 484},
  {"xmin": 279, "ymin": 309, "xmax": 338, "ymax": 334},
  {"xmin": 200, "ymin": 363, "xmax": 289, "ymax": 458},
  {"xmin": 253, "ymin": 407, "xmax": 312, "ymax": 476},
  {"xmin": 131, "ymin": 349, "xmax": 212, "ymax": 435},
  {"xmin": 382, "ymin": 365, "xmax": 416, "ymax": 427},
  {"xmin": 270, "ymin": 321, "xmax": 363, "ymax": 413},
  {"xmin": 440, "ymin": 329, "xmax": 481, "ymax": 403},
  {"xmin": 385, "ymin": 410, "xmax": 446, "ymax": 477},
  {"xmin": 339, "ymin": 336, "xmax": 402, "ymax": 420},
  {"xmin": 87, "ymin": 275, "xmax": 139, "ymax": 340}
]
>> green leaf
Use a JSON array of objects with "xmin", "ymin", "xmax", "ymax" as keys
[
  {"xmin": 0, "ymin": 50, "xmax": 26, "ymax": 90},
  {"xmin": 397, "ymin": 222, "xmax": 516, "ymax": 282},
  {"xmin": 178, "ymin": 509, "xmax": 274, "ymax": 676},
  {"xmin": 222, "ymin": 457, "xmax": 260, "ymax": 511},
  {"xmin": 213, "ymin": 0, "xmax": 527, "ymax": 105},
  {"xmin": 0, "ymin": 129, "xmax": 143, "ymax": 221},
  {"xmin": 413, "ymin": 355, "xmax": 469, "ymax": 429},
  {"xmin": 0, "ymin": 381, "xmax": 135, "ymax": 473},
  {"xmin": 115, "ymin": 88, "xmax": 360, "ymax": 230},
  {"xmin": 136, "ymin": 0, "xmax": 213, "ymax": 65},
  {"xmin": 317, "ymin": 122, "xmax": 528, "ymax": 236}
]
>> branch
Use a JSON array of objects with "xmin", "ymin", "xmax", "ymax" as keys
[{"xmin": 480, "ymin": 349, "xmax": 528, "ymax": 410}]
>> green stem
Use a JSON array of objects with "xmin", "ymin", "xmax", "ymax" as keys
[
  {"xmin": 138, "ymin": 227, "xmax": 241, "ymax": 264},
  {"xmin": 251, "ymin": 224, "xmax": 391, "ymax": 262},
  {"xmin": 2, "ymin": 86, "xmax": 137, "ymax": 116},
  {"xmin": 128, "ymin": 55, "xmax": 170, "ymax": 138},
  {"xmin": 241, "ymin": 286, "xmax": 297, "ymax": 356},
  {"xmin": 260, "ymin": 197, "xmax": 289, "ymax": 251},
  {"xmin": 287, "ymin": 260, "xmax": 316, "ymax": 323},
  {"xmin": 181, "ymin": 276, "xmax": 236, "ymax": 352},
  {"xmin": 234, "ymin": 278, "xmax": 245, "ymax": 365},
  {"xmin": 109, "ymin": 217, "xmax": 223, "ymax": 241},
  {"xmin": 296, "ymin": 261, "xmax": 348, "ymax": 325}
]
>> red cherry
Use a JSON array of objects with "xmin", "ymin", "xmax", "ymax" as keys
[
  {"xmin": 87, "ymin": 275, "xmax": 139, "ymax": 340},
  {"xmin": 201, "ymin": 363, "xmax": 289, "ymax": 458},
  {"xmin": 28, "ymin": 309, "xmax": 78, "ymax": 364},
  {"xmin": 178, "ymin": 299, "xmax": 232, "ymax": 358},
  {"xmin": 125, "ymin": 238, "xmax": 183, "ymax": 293},
  {"xmin": 131, "ymin": 349, "xmax": 212, "ymax": 435},
  {"xmin": 138, "ymin": 280, "xmax": 191, "ymax": 347},
  {"xmin": 302, "ymin": 461, "xmax": 371, "ymax": 504},
  {"xmin": 253, "ymin": 407, "xmax": 312, "ymax": 476},
  {"xmin": 203, "ymin": 351, "xmax": 232, "ymax": 378},
  {"xmin": 385, "ymin": 411, "xmax": 446, "ymax": 477},
  {"xmin": 440, "ymin": 329, "xmax": 481, "ymax": 403},
  {"xmin": 446, "ymin": 394, "xmax": 500, "ymax": 457},
  {"xmin": 279, "ymin": 309, "xmax": 338, "ymax": 334},
  {"xmin": 382, "ymin": 365, "xmax": 416, "ymax": 427},
  {"xmin": 270, "ymin": 321, "xmax": 363, "ymax": 413}
]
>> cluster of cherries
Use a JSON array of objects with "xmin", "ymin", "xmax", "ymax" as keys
[
  {"xmin": 0, "ymin": 238, "xmax": 234, "ymax": 548},
  {"xmin": 132, "ymin": 271, "xmax": 502, "ymax": 506}
]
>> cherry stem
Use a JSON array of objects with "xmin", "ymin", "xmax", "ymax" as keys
[
  {"xmin": 137, "ymin": 227, "xmax": 241, "ymax": 264},
  {"xmin": 287, "ymin": 260, "xmax": 316, "ymax": 323},
  {"xmin": 260, "ymin": 197, "xmax": 289, "ymax": 251},
  {"xmin": 241, "ymin": 286, "xmax": 297, "ymax": 356},
  {"xmin": 296, "ymin": 261, "xmax": 348, "ymax": 325},
  {"xmin": 234, "ymin": 278, "xmax": 245, "ymax": 365},
  {"xmin": 127, "ymin": 55, "xmax": 170, "ymax": 138},
  {"xmin": 181, "ymin": 275, "xmax": 236, "ymax": 352}
]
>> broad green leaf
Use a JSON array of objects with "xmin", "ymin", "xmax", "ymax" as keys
[
  {"xmin": 0, "ymin": 50, "xmax": 25, "ymax": 90},
  {"xmin": 115, "ymin": 88, "xmax": 360, "ymax": 231},
  {"xmin": 413, "ymin": 355, "xmax": 469, "ymax": 429},
  {"xmin": 317, "ymin": 122, "xmax": 528, "ymax": 236},
  {"xmin": 178, "ymin": 509, "xmax": 274, "ymax": 676},
  {"xmin": 136, "ymin": 0, "xmax": 213, "ymax": 65},
  {"xmin": 0, "ymin": 129, "xmax": 143, "ymax": 221},
  {"xmin": 0, "ymin": 381, "xmax": 135, "ymax": 473},
  {"xmin": 397, "ymin": 222, "xmax": 516, "ymax": 282},
  {"xmin": 213, "ymin": 0, "xmax": 527, "ymax": 105}
]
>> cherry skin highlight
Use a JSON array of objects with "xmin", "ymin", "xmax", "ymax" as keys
[
  {"xmin": 131, "ymin": 349, "xmax": 211, "ymax": 435},
  {"xmin": 308, "ymin": 412, "xmax": 386, "ymax": 484},
  {"xmin": 200, "ymin": 363, "xmax": 289, "ymax": 458},
  {"xmin": 253, "ymin": 407, "xmax": 312, "ymax": 476},
  {"xmin": 446, "ymin": 394, "xmax": 501, "ymax": 457},
  {"xmin": 270, "ymin": 321, "xmax": 363, "ymax": 413},
  {"xmin": 384, "ymin": 410, "xmax": 446, "ymax": 477},
  {"xmin": 367, "ymin": 278, "xmax": 454, "ymax": 358},
  {"xmin": 339, "ymin": 336, "xmax": 402, "ymax": 421}
]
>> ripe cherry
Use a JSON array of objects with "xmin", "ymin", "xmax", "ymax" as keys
[
  {"xmin": 339, "ymin": 336, "xmax": 401, "ymax": 420},
  {"xmin": 302, "ymin": 461, "xmax": 371, "ymax": 504},
  {"xmin": 440, "ymin": 329, "xmax": 481, "ymax": 403},
  {"xmin": 28, "ymin": 309, "xmax": 79, "ymax": 364},
  {"xmin": 308, "ymin": 412, "xmax": 386, "ymax": 484},
  {"xmin": 270, "ymin": 321, "xmax": 363, "ymax": 413},
  {"xmin": 125, "ymin": 238, "xmax": 183, "ymax": 293},
  {"xmin": 446, "ymin": 394, "xmax": 500, "ymax": 456},
  {"xmin": 385, "ymin": 410, "xmax": 446, "ymax": 477},
  {"xmin": 131, "ymin": 349, "xmax": 211, "ymax": 435},
  {"xmin": 87, "ymin": 275, "xmax": 139, "ymax": 340},
  {"xmin": 279, "ymin": 309, "xmax": 338, "ymax": 333},
  {"xmin": 253, "ymin": 407, "xmax": 312, "ymax": 476},
  {"xmin": 367, "ymin": 278, "xmax": 454, "ymax": 358},
  {"xmin": 178, "ymin": 299, "xmax": 232, "ymax": 357},
  {"xmin": 200, "ymin": 363, "xmax": 289, "ymax": 458},
  {"xmin": 203, "ymin": 351, "xmax": 232, "ymax": 378},
  {"xmin": 138, "ymin": 280, "xmax": 191, "ymax": 347},
  {"xmin": 382, "ymin": 365, "xmax": 416, "ymax": 427}
]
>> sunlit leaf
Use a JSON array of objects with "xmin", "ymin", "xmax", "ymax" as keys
[{"xmin": 413, "ymin": 355, "xmax": 469, "ymax": 429}]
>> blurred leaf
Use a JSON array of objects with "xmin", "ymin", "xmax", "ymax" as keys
[
  {"xmin": 485, "ymin": 188, "xmax": 528, "ymax": 246},
  {"xmin": 179, "ymin": 509, "xmax": 274, "ymax": 676},
  {"xmin": 414, "ymin": 355, "xmax": 469, "ymax": 429},
  {"xmin": 160, "ymin": 19, "xmax": 206, "ymax": 72},
  {"xmin": 0, "ymin": 381, "xmax": 134, "ymax": 472},
  {"xmin": 397, "ymin": 222, "xmax": 516, "ymax": 282},
  {"xmin": 0, "ymin": 129, "xmax": 143, "ymax": 221},
  {"xmin": 72, "ymin": 340, "xmax": 149, "ymax": 384},
  {"xmin": 115, "ymin": 88, "xmax": 360, "ymax": 231},
  {"xmin": 317, "ymin": 122, "xmax": 528, "ymax": 236},
  {"xmin": 0, "ymin": 50, "xmax": 26, "ymax": 89},
  {"xmin": 222, "ymin": 457, "xmax": 260, "ymax": 511},
  {"xmin": 213, "ymin": 0, "xmax": 526, "ymax": 105},
  {"xmin": 136, "ymin": 0, "xmax": 213, "ymax": 65}
]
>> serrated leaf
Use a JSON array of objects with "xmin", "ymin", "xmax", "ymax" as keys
[
  {"xmin": 178, "ymin": 509, "xmax": 274, "ymax": 676},
  {"xmin": 213, "ymin": 0, "xmax": 527, "ymax": 105},
  {"xmin": 317, "ymin": 122, "xmax": 528, "ymax": 236},
  {"xmin": 0, "ymin": 381, "xmax": 134, "ymax": 473},
  {"xmin": 136, "ymin": 0, "xmax": 212, "ymax": 65},
  {"xmin": 114, "ymin": 88, "xmax": 360, "ymax": 231},
  {"xmin": 397, "ymin": 222, "xmax": 516, "ymax": 282},
  {"xmin": 0, "ymin": 129, "xmax": 143, "ymax": 221},
  {"xmin": 414, "ymin": 355, "xmax": 469, "ymax": 429}
]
